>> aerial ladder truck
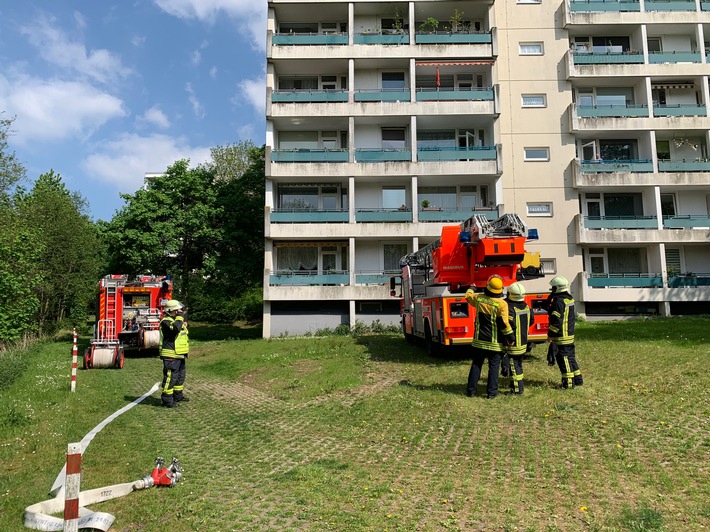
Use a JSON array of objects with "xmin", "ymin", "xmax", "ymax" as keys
[{"xmin": 392, "ymin": 213, "xmax": 550, "ymax": 355}]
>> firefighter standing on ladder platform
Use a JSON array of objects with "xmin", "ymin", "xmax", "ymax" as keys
[
  {"xmin": 547, "ymin": 276, "xmax": 584, "ymax": 389},
  {"xmin": 464, "ymin": 275, "xmax": 515, "ymax": 398},
  {"xmin": 160, "ymin": 300, "xmax": 190, "ymax": 408}
]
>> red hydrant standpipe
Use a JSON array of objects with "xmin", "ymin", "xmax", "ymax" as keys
[{"xmin": 137, "ymin": 457, "xmax": 183, "ymax": 489}]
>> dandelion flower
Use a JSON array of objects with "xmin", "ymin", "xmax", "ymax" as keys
[{"xmin": 580, "ymin": 506, "xmax": 588, "ymax": 513}]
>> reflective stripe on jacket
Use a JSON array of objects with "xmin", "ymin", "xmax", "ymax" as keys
[
  {"xmin": 159, "ymin": 315, "xmax": 187, "ymax": 359},
  {"xmin": 506, "ymin": 299, "xmax": 533, "ymax": 355},
  {"xmin": 547, "ymin": 292, "xmax": 575, "ymax": 345},
  {"xmin": 465, "ymin": 290, "xmax": 513, "ymax": 352}
]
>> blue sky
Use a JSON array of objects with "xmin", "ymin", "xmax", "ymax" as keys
[{"xmin": 0, "ymin": 0, "xmax": 266, "ymax": 221}]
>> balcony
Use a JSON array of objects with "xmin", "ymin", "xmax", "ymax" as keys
[
  {"xmin": 579, "ymin": 160, "xmax": 654, "ymax": 173},
  {"xmin": 577, "ymin": 105, "xmax": 649, "ymax": 118},
  {"xmin": 648, "ymin": 51, "xmax": 702, "ymax": 64},
  {"xmin": 583, "ymin": 215, "xmax": 658, "ymax": 229},
  {"xmin": 573, "ymin": 50, "xmax": 644, "ymax": 65},
  {"xmin": 577, "ymin": 214, "xmax": 710, "ymax": 243},
  {"xmin": 587, "ymin": 273, "xmax": 663, "ymax": 288},
  {"xmin": 414, "ymin": 31, "xmax": 492, "ymax": 44},
  {"xmin": 271, "ymin": 89, "xmax": 349, "ymax": 103},
  {"xmin": 652, "ymin": 104, "xmax": 707, "ymax": 117},
  {"xmin": 355, "ymin": 148, "xmax": 411, "ymax": 162},
  {"xmin": 569, "ymin": 0, "xmax": 641, "ymax": 12},
  {"xmin": 272, "ymin": 33, "xmax": 349, "ymax": 46},
  {"xmin": 354, "ymin": 32, "xmax": 409, "ymax": 45},
  {"xmin": 355, "ymin": 270, "xmax": 400, "ymax": 285},
  {"xmin": 270, "ymin": 271, "xmax": 350, "ymax": 286},
  {"xmin": 419, "ymin": 208, "xmax": 499, "ymax": 222},
  {"xmin": 668, "ymin": 273, "xmax": 710, "ymax": 287},
  {"xmin": 658, "ymin": 159, "xmax": 710, "ymax": 172},
  {"xmin": 354, "ymin": 89, "xmax": 411, "ymax": 102},
  {"xmin": 415, "ymin": 87, "xmax": 494, "ymax": 102},
  {"xmin": 271, "ymin": 149, "xmax": 349, "ymax": 163},
  {"xmin": 354, "ymin": 208, "xmax": 413, "ymax": 222},
  {"xmin": 417, "ymin": 146, "xmax": 498, "ymax": 162},
  {"xmin": 662, "ymin": 215, "xmax": 710, "ymax": 228},
  {"xmin": 645, "ymin": 0, "xmax": 697, "ymax": 10},
  {"xmin": 271, "ymin": 209, "xmax": 349, "ymax": 223}
]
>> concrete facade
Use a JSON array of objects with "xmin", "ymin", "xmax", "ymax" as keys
[{"xmin": 264, "ymin": 0, "xmax": 710, "ymax": 337}]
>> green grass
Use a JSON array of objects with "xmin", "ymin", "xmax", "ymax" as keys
[{"xmin": 1, "ymin": 317, "xmax": 708, "ymax": 531}]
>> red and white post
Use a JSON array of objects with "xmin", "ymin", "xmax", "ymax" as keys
[
  {"xmin": 63, "ymin": 442, "xmax": 81, "ymax": 532},
  {"xmin": 71, "ymin": 328, "xmax": 78, "ymax": 392}
]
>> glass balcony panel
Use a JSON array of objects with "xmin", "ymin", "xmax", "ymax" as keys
[
  {"xmin": 645, "ymin": 0, "xmax": 696, "ymax": 10},
  {"xmin": 580, "ymin": 160, "xmax": 654, "ymax": 173},
  {"xmin": 583, "ymin": 215, "xmax": 658, "ymax": 229},
  {"xmin": 703, "ymin": 1, "xmax": 710, "ymax": 10},
  {"xmin": 668, "ymin": 274, "xmax": 710, "ymax": 287},
  {"xmin": 271, "ymin": 210, "xmax": 349, "ymax": 223},
  {"xmin": 417, "ymin": 146, "xmax": 497, "ymax": 161},
  {"xmin": 355, "ymin": 149, "xmax": 411, "ymax": 162},
  {"xmin": 355, "ymin": 271, "xmax": 398, "ymax": 285},
  {"xmin": 270, "ymin": 272, "xmax": 350, "ymax": 285},
  {"xmin": 577, "ymin": 105, "xmax": 648, "ymax": 117},
  {"xmin": 354, "ymin": 89, "xmax": 411, "ymax": 102},
  {"xmin": 658, "ymin": 160, "xmax": 710, "ymax": 172},
  {"xmin": 662, "ymin": 215, "xmax": 710, "ymax": 228},
  {"xmin": 652, "ymin": 104, "xmax": 707, "ymax": 117},
  {"xmin": 354, "ymin": 33, "xmax": 409, "ymax": 45},
  {"xmin": 273, "ymin": 33, "xmax": 348, "ymax": 45},
  {"xmin": 570, "ymin": 0, "xmax": 641, "ymax": 12},
  {"xmin": 648, "ymin": 51, "xmax": 702, "ymax": 64},
  {"xmin": 272, "ymin": 90, "xmax": 349, "ymax": 103},
  {"xmin": 416, "ymin": 88, "xmax": 494, "ymax": 101},
  {"xmin": 573, "ymin": 51, "xmax": 644, "ymax": 64},
  {"xmin": 587, "ymin": 273, "xmax": 663, "ymax": 287},
  {"xmin": 272, "ymin": 149, "xmax": 349, "ymax": 162},
  {"xmin": 414, "ymin": 32, "xmax": 492, "ymax": 44},
  {"xmin": 419, "ymin": 208, "xmax": 499, "ymax": 222}
]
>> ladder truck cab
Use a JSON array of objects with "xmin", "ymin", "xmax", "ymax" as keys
[
  {"xmin": 392, "ymin": 213, "xmax": 550, "ymax": 355},
  {"xmin": 84, "ymin": 274, "xmax": 173, "ymax": 369}
]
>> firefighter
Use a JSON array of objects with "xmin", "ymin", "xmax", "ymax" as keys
[
  {"xmin": 547, "ymin": 276, "xmax": 583, "ymax": 389},
  {"xmin": 464, "ymin": 275, "xmax": 515, "ymax": 398},
  {"xmin": 503, "ymin": 282, "xmax": 534, "ymax": 395},
  {"xmin": 159, "ymin": 299, "xmax": 190, "ymax": 408}
]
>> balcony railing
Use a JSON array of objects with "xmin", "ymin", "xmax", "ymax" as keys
[
  {"xmin": 272, "ymin": 33, "xmax": 348, "ymax": 46},
  {"xmin": 271, "ymin": 209, "xmax": 349, "ymax": 223},
  {"xmin": 271, "ymin": 149, "xmax": 349, "ymax": 163},
  {"xmin": 415, "ymin": 87, "xmax": 494, "ymax": 102},
  {"xmin": 652, "ymin": 104, "xmax": 707, "ymax": 117},
  {"xmin": 270, "ymin": 271, "xmax": 349, "ymax": 286},
  {"xmin": 668, "ymin": 273, "xmax": 710, "ymax": 287},
  {"xmin": 703, "ymin": 1, "xmax": 710, "ymax": 10},
  {"xmin": 573, "ymin": 51, "xmax": 644, "ymax": 64},
  {"xmin": 354, "ymin": 32, "xmax": 409, "ymax": 45},
  {"xmin": 579, "ymin": 159, "xmax": 654, "ymax": 173},
  {"xmin": 272, "ymin": 89, "xmax": 348, "ymax": 103},
  {"xmin": 355, "ymin": 149, "xmax": 412, "ymax": 162},
  {"xmin": 658, "ymin": 159, "xmax": 710, "ymax": 172},
  {"xmin": 355, "ymin": 271, "xmax": 400, "ymax": 285},
  {"xmin": 354, "ymin": 89, "xmax": 411, "ymax": 102},
  {"xmin": 644, "ymin": 0, "xmax": 697, "ymax": 10},
  {"xmin": 583, "ymin": 215, "xmax": 658, "ymax": 229},
  {"xmin": 662, "ymin": 215, "xmax": 710, "ymax": 228},
  {"xmin": 570, "ymin": 0, "xmax": 641, "ymax": 12},
  {"xmin": 417, "ymin": 146, "xmax": 497, "ymax": 161},
  {"xmin": 414, "ymin": 31, "xmax": 492, "ymax": 44},
  {"xmin": 648, "ymin": 51, "xmax": 702, "ymax": 64},
  {"xmin": 419, "ymin": 208, "xmax": 499, "ymax": 222},
  {"xmin": 577, "ymin": 104, "xmax": 649, "ymax": 118},
  {"xmin": 355, "ymin": 209, "xmax": 413, "ymax": 222},
  {"xmin": 587, "ymin": 273, "xmax": 663, "ymax": 288}
]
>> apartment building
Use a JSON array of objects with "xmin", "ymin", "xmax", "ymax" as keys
[{"xmin": 263, "ymin": 0, "xmax": 710, "ymax": 337}]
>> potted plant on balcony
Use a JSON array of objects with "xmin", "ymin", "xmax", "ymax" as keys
[
  {"xmin": 421, "ymin": 199, "xmax": 431, "ymax": 208},
  {"xmin": 449, "ymin": 9, "xmax": 464, "ymax": 33},
  {"xmin": 418, "ymin": 17, "xmax": 439, "ymax": 34}
]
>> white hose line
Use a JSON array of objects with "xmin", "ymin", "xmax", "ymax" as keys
[
  {"xmin": 92, "ymin": 347, "xmax": 116, "ymax": 369},
  {"xmin": 24, "ymin": 382, "xmax": 161, "ymax": 531}
]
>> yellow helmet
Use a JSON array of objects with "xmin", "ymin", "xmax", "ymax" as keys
[
  {"xmin": 486, "ymin": 275, "xmax": 504, "ymax": 294},
  {"xmin": 165, "ymin": 300, "xmax": 184, "ymax": 312},
  {"xmin": 507, "ymin": 282, "xmax": 526, "ymax": 301}
]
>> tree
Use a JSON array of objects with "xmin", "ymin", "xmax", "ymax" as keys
[
  {"xmin": 0, "ymin": 114, "xmax": 25, "ymax": 198},
  {"xmin": 207, "ymin": 141, "xmax": 256, "ymax": 182},
  {"xmin": 15, "ymin": 170, "xmax": 104, "ymax": 331}
]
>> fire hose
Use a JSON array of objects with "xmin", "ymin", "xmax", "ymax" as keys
[{"xmin": 23, "ymin": 382, "xmax": 183, "ymax": 531}]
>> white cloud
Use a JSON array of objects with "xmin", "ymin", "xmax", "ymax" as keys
[
  {"xmin": 82, "ymin": 133, "xmax": 212, "ymax": 192},
  {"xmin": 0, "ymin": 74, "xmax": 126, "ymax": 145},
  {"xmin": 137, "ymin": 106, "xmax": 171, "ymax": 129},
  {"xmin": 185, "ymin": 83, "xmax": 206, "ymax": 119},
  {"xmin": 153, "ymin": 0, "xmax": 266, "ymax": 50},
  {"xmin": 233, "ymin": 77, "xmax": 265, "ymax": 115},
  {"xmin": 209, "ymin": 66, "xmax": 218, "ymax": 80},
  {"xmin": 20, "ymin": 14, "xmax": 132, "ymax": 85},
  {"xmin": 131, "ymin": 35, "xmax": 146, "ymax": 47},
  {"xmin": 190, "ymin": 50, "xmax": 202, "ymax": 66}
]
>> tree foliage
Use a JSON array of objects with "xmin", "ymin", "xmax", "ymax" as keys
[{"xmin": 0, "ymin": 114, "xmax": 26, "ymax": 198}]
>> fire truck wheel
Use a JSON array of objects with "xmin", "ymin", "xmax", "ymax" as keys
[{"xmin": 424, "ymin": 324, "xmax": 441, "ymax": 357}]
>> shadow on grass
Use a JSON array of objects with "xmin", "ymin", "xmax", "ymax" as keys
[
  {"xmin": 356, "ymin": 335, "xmax": 471, "ymax": 365},
  {"xmin": 188, "ymin": 322, "xmax": 262, "ymax": 342},
  {"xmin": 124, "ymin": 394, "xmax": 164, "ymax": 408},
  {"xmin": 400, "ymin": 378, "xmax": 560, "ymax": 397}
]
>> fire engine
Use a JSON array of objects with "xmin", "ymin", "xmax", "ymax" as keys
[
  {"xmin": 392, "ymin": 213, "xmax": 550, "ymax": 355},
  {"xmin": 83, "ymin": 274, "xmax": 172, "ymax": 369}
]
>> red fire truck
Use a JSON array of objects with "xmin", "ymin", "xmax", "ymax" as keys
[
  {"xmin": 83, "ymin": 274, "xmax": 172, "ymax": 369},
  {"xmin": 393, "ymin": 213, "xmax": 550, "ymax": 355}
]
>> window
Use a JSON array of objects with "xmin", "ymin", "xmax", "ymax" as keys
[
  {"xmin": 519, "ymin": 43, "xmax": 543, "ymax": 55},
  {"xmin": 419, "ymin": 187, "xmax": 457, "ymax": 209},
  {"xmin": 382, "ymin": 186, "xmax": 406, "ymax": 209},
  {"xmin": 382, "ymin": 72, "xmax": 406, "ymax": 90},
  {"xmin": 382, "ymin": 128, "xmax": 406, "ymax": 149},
  {"xmin": 384, "ymin": 243, "xmax": 408, "ymax": 272},
  {"xmin": 541, "ymin": 258, "xmax": 557, "ymax": 275},
  {"xmin": 527, "ymin": 202, "xmax": 553, "ymax": 217},
  {"xmin": 278, "ymin": 131, "xmax": 318, "ymax": 150},
  {"xmin": 522, "ymin": 94, "xmax": 547, "ymax": 108},
  {"xmin": 524, "ymin": 147, "xmax": 550, "ymax": 161}
]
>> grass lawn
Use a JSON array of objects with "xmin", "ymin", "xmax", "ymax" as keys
[{"xmin": 1, "ymin": 317, "xmax": 708, "ymax": 531}]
